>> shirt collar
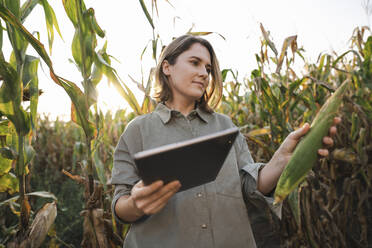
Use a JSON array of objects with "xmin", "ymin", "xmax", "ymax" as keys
[{"xmin": 155, "ymin": 102, "xmax": 211, "ymax": 124}]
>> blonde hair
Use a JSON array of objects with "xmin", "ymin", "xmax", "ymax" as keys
[{"xmin": 154, "ymin": 35, "xmax": 223, "ymax": 113}]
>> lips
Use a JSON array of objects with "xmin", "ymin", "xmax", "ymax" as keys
[{"xmin": 192, "ymin": 81, "xmax": 205, "ymax": 88}]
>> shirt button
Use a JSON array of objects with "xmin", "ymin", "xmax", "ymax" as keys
[
  {"xmin": 201, "ymin": 224, "xmax": 207, "ymax": 229},
  {"xmin": 197, "ymin": 193, "xmax": 202, "ymax": 197}
]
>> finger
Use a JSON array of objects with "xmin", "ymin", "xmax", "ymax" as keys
[
  {"xmin": 145, "ymin": 202, "xmax": 167, "ymax": 215},
  {"xmin": 322, "ymin": 136, "xmax": 334, "ymax": 147},
  {"xmin": 318, "ymin": 149, "xmax": 329, "ymax": 157},
  {"xmin": 167, "ymin": 180, "xmax": 181, "ymax": 188},
  {"xmin": 145, "ymin": 180, "xmax": 181, "ymax": 203},
  {"xmin": 143, "ymin": 185, "xmax": 180, "ymax": 215},
  {"xmin": 329, "ymin": 126, "xmax": 337, "ymax": 136},
  {"xmin": 141, "ymin": 183, "xmax": 180, "ymax": 214},
  {"xmin": 133, "ymin": 180, "xmax": 164, "ymax": 199},
  {"xmin": 135, "ymin": 181, "xmax": 181, "ymax": 210},
  {"xmin": 134, "ymin": 180, "xmax": 144, "ymax": 188},
  {"xmin": 289, "ymin": 123, "xmax": 310, "ymax": 140},
  {"xmin": 333, "ymin": 117, "xmax": 341, "ymax": 125},
  {"xmin": 144, "ymin": 196, "xmax": 170, "ymax": 215}
]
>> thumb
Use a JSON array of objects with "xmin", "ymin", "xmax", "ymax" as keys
[{"xmin": 290, "ymin": 123, "xmax": 310, "ymax": 141}]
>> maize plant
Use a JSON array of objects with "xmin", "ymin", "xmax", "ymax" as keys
[
  {"xmin": 0, "ymin": 0, "xmax": 60, "ymax": 246},
  {"xmin": 59, "ymin": 0, "xmax": 151, "ymax": 246},
  {"xmin": 273, "ymin": 28, "xmax": 371, "ymax": 248},
  {"xmin": 59, "ymin": 0, "xmax": 161, "ymax": 246},
  {"xmin": 219, "ymin": 24, "xmax": 371, "ymax": 247}
]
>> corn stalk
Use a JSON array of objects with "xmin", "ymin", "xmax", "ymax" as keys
[
  {"xmin": 0, "ymin": 0, "xmax": 61, "ymax": 246},
  {"xmin": 62, "ymin": 0, "xmax": 154, "ymax": 246}
]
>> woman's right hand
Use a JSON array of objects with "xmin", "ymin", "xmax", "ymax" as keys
[{"xmin": 130, "ymin": 180, "xmax": 181, "ymax": 216}]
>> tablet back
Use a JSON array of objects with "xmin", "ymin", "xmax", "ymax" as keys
[{"xmin": 133, "ymin": 127, "xmax": 239, "ymax": 192}]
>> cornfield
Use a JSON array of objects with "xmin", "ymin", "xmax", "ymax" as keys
[{"xmin": 0, "ymin": 0, "xmax": 371, "ymax": 247}]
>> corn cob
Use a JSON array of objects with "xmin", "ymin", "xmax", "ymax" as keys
[{"xmin": 274, "ymin": 79, "xmax": 350, "ymax": 204}]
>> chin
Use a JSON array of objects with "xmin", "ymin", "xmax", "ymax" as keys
[{"xmin": 191, "ymin": 93, "xmax": 205, "ymax": 101}]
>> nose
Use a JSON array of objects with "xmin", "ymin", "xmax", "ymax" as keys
[{"xmin": 198, "ymin": 66, "xmax": 209, "ymax": 78}]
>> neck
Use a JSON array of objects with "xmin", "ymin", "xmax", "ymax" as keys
[{"xmin": 165, "ymin": 99, "xmax": 196, "ymax": 116}]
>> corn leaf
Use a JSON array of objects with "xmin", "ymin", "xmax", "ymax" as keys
[
  {"xmin": 91, "ymin": 64, "xmax": 103, "ymax": 86},
  {"xmin": 0, "ymin": 75, "xmax": 15, "ymax": 117},
  {"xmin": 40, "ymin": 0, "xmax": 63, "ymax": 54},
  {"xmin": 71, "ymin": 29, "xmax": 83, "ymax": 69},
  {"xmin": 92, "ymin": 145, "xmax": 106, "ymax": 189},
  {"xmin": 187, "ymin": 31, "xmax": 212, "ymax": 36},
  {"xmin": 152, "ymin": 36, "xmax": 158, "ymax": 61},
  {"xmin": 287, "ymin": 189, "xmax": 300, "ymax": 227},
  {"xmin": 0, "ymin": 191, "xmax": 56, "ymax": 207},
  {"xmin": 3, "ymin": 0, "xmax": 27, "ymax": 64},
  {"xmin": 3, "ymin": 0, "xmax": 20, "ymax": 18},
  {"xmin": 332, "ymin": 50, "xmax": 362, "ymax": 69},
  {"xmin": 0, "ymin": 146, "xmax": 16, "ymax": 159},
  {"xmin": 83, "ymin": 79, "xmax": 98, "ymax": 108},
  {"xmin": 0, "ymin": 152, "xmax": 12, "ymax": 174},
  {"xmin": 0, "ymin": 20, "xmax": 3, "ymax": 50},
  {"xmin": 88, "ymin": 8, "xmax": 104, "ymax": 38},
  {"xmin": 276, "ymin": 35, "xmax": 297, "ymax": 74},
  {"xmin": 6, "ymin": 24, "xmax": 27, "ymax": 65},
  {"xmin": 129, "ymin": 74, "xmax": 145, "ymax": 93},
  {"xmin": 321, "ymin": 55, "xmax": 332, "ymax": 81},
  {"xmin": 5, "ymin": 122, "xmax": 17, "ymax": 152},
  {"xmin": 362, "ymin": 37, "xmax": 372, "ymax": 89},
  {"xmin": 81, "ymin": 9, "xmax": 96, "ymax": 75},
  {"xmin": 0, "ymin": 6, "xmax": 97, "ymax": 139},
  {"xmin": 69, "ymin": 6, "xmax": 97, "ymax": 78},
  {"xmin": 247, "ymin": 128, "xmax": 270, "ymax": 137},
  {"xmin": 141, "ymin": 96, "xmax": 150, "ymax": 114},
  {"xmin": 0, "ymin": 57, "xmax": 30, "ymax": 136},
  {"xmin": 52, "ymin": 74, "xmax": 96, "ymax": 138},
  {"xmin": 145, "ymin": 67, "xmax": 155, "ymax": 96},
  {"xmin": 24, "ymin": 143, "xmax": 35, "ymax": 169},
  {"xmin": 23, "ymin": 55, "xmax": 39, "ymax": 130},
  {"xmin": 0, "ymin": 5, "xmax": 52, "ymax": 68},
  {"xmin": 0, "ymin": 172, "xmax": 19, "ymax": 194},
  {"xmin": 62, "ymin": 0, "xmax": 78, "ymax": 27},
  {"xmin": 260, "ymin": 23, "xmax": 278, "ymax": 56},
  {"xmin": 0, "ymin": 120, "xmax": 9, "ymax": 135},
  {"xmin": 95, "ymin": 52, "xmax": 142, "ymax": 115},
  {"xmin": 20, "ymin": 0, "xmax": 39, "ymax": 23},
  {"xmin": 71, "ymin": 0, "xmax": 87, "ymax": 34},
  {"xmin": 139, "ymin": 0, "xmax": 154, "ymax": 29}
]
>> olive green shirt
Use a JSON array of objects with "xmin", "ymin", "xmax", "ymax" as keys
[{"xmin": 110, "ymin": 103, "xmax": 281, "ymax": 248}]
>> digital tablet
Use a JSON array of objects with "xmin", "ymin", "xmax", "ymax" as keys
[{"xmin": 133, "ymin": 127, "xmax": 239, "ymax": 192}]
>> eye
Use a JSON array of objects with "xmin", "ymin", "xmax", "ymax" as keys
[{"xmin": 190, "ymin": 60, "xmax": 199, "ymax": 66}]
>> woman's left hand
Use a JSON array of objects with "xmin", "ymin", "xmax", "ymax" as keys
[
  {"xmin": 276, "ymin": 117, "xmax": 342, "ymax": 169},
  {"xmin": 257, "ymin": 117, "xmax": 341, "ymax": 194}
]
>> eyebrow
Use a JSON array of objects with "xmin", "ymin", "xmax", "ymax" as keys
[{"xmin": 189, "ymin": 56, "xmax": 212, "ymax": 69}]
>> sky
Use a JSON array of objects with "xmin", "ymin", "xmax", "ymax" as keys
[{"xmin": 11, "ymin": 0, "xmax": 372, "ymax": 120}]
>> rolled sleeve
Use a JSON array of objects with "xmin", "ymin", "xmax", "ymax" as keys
[{"xmin": 111, "ymin": 184, "xmax": 132, "ymax": 224}]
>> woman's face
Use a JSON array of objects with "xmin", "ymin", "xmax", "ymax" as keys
[{"xmin": 162, "ymin": 43, "xmax": 211, "ymax": 104}]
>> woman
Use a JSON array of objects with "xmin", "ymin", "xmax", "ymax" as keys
[{"xmin": 110, "ymin": 35, "xmax": 340, "ymax": 247}]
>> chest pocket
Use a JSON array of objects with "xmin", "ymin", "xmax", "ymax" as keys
[{"xmin": 213, "ymin": 147, "xmax": 243, "ymax": 198}]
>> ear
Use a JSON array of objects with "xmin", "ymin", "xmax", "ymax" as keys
[{"xmin": 162, "ymin": 60, "xmax": 171, "ymax": 76}]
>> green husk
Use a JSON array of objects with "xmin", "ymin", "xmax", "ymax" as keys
[{"xmin": 274, "ymin": 79, "xmax": 350, "ymax": 204}]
